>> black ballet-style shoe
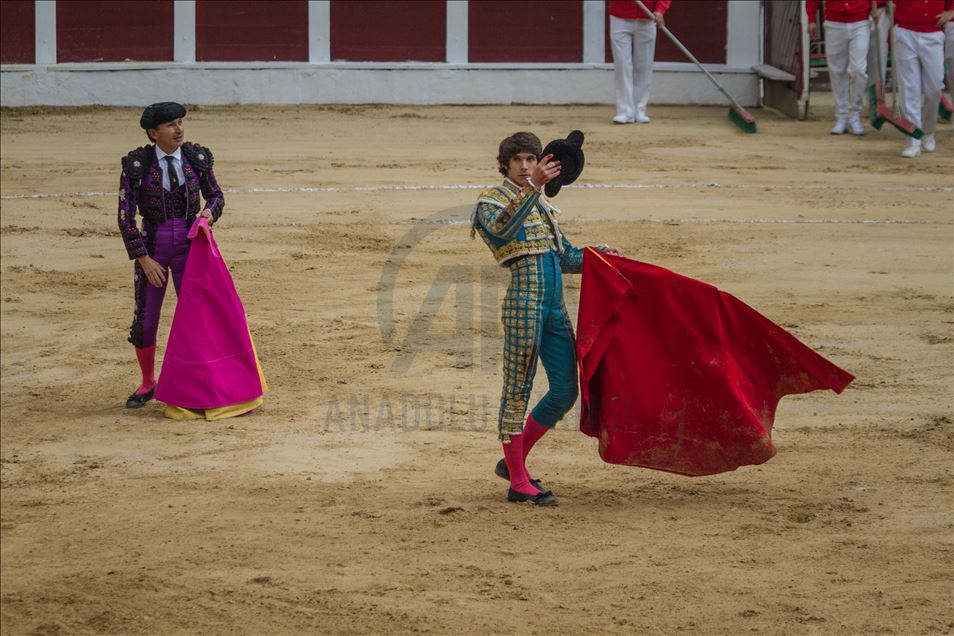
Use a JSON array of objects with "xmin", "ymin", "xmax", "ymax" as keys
[
  {"xmin": 495, "ymin": 458, "xmax": 545, "ymax": 492},
  {"xmin": 495, "ymin": 458, "xmax": 509, "ymax": 479},
  {"xmin": 125, "ymin": 386, "xmax": 156, "ymax": 409},
  {"xmin": 507, "ymin": 488, "xmax": 558, "ymax": 506}
]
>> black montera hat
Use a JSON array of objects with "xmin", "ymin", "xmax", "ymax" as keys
[
  {"xmin": 541, "ymin": 130, "xmax": 585, "ymax": 198},
  {"xmin": 140, "ymin": 102, "xmax": 186, "ymax": 129}
]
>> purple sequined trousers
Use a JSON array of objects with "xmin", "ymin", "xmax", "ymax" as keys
[{"xmin": 136, "ymin": 217, "xmax": 190, "ymax": 348}]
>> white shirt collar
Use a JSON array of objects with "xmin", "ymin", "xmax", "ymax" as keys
[
  {"xmin": 502, "ymin": 177, "xmax": 553, "ymax": 209},
  {"xmin": 155, "ymin": 145, "xmax": 182, "ymax": 162}
]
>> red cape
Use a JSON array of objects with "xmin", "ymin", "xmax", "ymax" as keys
[{"xmin": 576, "ymin": 249, "xmax": 853, "ymax": 476}]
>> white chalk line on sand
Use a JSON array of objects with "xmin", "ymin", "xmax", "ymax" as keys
[
  {"xmin": 3, "ymin": 182, "xmax": 950, "ymax": 225},
  {"xmin": 2, "ymin": 181, "xmax": 953, "ymax": 201}
]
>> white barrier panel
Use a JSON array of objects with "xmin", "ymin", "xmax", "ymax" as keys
[{"xmin": 0, "ymin": 62, "xmax": 759, "ymax": 107}]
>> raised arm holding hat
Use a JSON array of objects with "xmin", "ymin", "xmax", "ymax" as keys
[
  {"xmin": 470, "ymin": 131, "xmax": 620, "ymax": 506},
  {"xmin": 118, "ymin": 102, "xmax": 225, "ymax": 408}
]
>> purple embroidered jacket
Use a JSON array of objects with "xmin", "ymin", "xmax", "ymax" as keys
[{"xmin": 117, "ymin": 142, "xmax": 225, "ymax": 259}]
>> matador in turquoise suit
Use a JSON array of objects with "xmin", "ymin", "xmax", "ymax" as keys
[{"xmin": 471, "ymin": 131, "xmax": 621, "ymax": 506}]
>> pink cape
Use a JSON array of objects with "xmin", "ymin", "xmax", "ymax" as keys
[
  {"xmin": 155, "ymin": 218, "xmax": 264, "ymax": 410},
  {"xmin": 576, "ymin": 249, "xmax": 854, "ymax": 476}
]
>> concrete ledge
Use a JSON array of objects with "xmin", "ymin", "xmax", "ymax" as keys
[
  {"xmin": 1, "ymin": 62, "xmax": 759, "ymax": 107},
  {"xmin": 751, "ymin": 64, "xmax": 796, "ymax": 82}
]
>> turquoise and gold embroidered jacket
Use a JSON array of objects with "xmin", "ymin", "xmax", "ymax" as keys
[{"xmin": 471, "ymin": 178, "xmax": 584, "ymax": 272}]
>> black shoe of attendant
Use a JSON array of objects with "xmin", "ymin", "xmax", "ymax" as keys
[
  {"xmin": 125, "ymin": 386, "xmax": 156, "ymax": 408},
  {"xmin": 507, "ymin": 488, "xmax": 558, "ymax": 506},
  {"xmin": 495, "ymin": 458, "xmax": 545, "ymax": 492}
]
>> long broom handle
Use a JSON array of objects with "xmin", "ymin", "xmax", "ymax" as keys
[
  {"xmin": 869, "ymin": 0, "xmax": 886, "ymax": 86},
  {"xmin": 887, "ymin": 0, "xmax": 899, "ymax": 113},
  {"xmin": 871, "ymin": 1, "xmax": 885, "ymax": 93},
  {"xmin": 633, "ymin": 0, "xmax": 747, "ymax": 112}
]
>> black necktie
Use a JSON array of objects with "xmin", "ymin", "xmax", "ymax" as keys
[{"xmin": 165, "ymin": 156, "xmax": 180, "ymax": 190}]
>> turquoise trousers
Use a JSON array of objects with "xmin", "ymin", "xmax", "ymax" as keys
[{"xmin": 498, "ymin": 250, "xmax": 579, "ymax": 438}]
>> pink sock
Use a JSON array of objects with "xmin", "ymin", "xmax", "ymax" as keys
[
  {"xmin": 135, "ymin": 345, "xmax": 157, "ymax": 394},
  {"xmin": 522, "ymin": 414, "xmax": 550, "ymax": 461},
  {"xmin": 502, "ymin": 436, "xmax": 537, "ymax": 495}
]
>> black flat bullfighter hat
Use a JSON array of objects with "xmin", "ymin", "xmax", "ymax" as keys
[
  {"xmin": 541, "ymin": 130, "xmax": 585, "ymax": 198},
  {"xmin": 140, "ymin": 102, "xmax": 187, "ymax": 130}
]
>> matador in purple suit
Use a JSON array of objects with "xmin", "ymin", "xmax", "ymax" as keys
[{"xmin": 118, "ymin": 102, "xmax": 225, "ymax": 408}]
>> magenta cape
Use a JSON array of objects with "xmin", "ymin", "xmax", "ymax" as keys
[
  {"xmin": 155, "ymin": 218, "xmax": 264, "ymax": 410},
  {"xmin": 576, "ymin": 249, "xmax": 854, "ymax": 476}
]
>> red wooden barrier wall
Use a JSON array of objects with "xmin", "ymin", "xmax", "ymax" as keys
[
  {"xmin": 469, "ymin": 0, "xmax": 584, "ymax": 63},
  {"xmin": 196, "ymin": 0, "xmax": 308, "ymax": 62},
  {"xmin": 330, "ymin": 0, "xmax": 446, "ymax": 62},
  {"xmin": 57, "ymin": 0, "xmax": 173, "ymax": 63},
  {"xmin": 1, "ymin": 0, "xmax": 35, "ymax": 64},
  {"xmin": 605, "ymin": 0, "xmax": 728, "ymax": 64},
  {"xmin": 4, "ymin": 0, "xmax": 732, "ymax": 67}
]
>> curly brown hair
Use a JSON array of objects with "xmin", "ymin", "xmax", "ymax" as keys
[{"xmin": 496, "ymin": 132, "xmax": 542, "ymax": 176}]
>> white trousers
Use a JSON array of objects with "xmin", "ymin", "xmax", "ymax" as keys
[
  {"xmin": 825, "ymin": 19, "xmax": 869, "ymax": 121},
  {"xmin": 892, "ymin": 26, "xmax": 945, "ymax": 134},
  {"xmin": 610, "ymin": 16, "xmax": 657, "ymax": 120}
]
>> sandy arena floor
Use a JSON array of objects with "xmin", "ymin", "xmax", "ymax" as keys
[{"xmin": 1, "ymin": 101, "xmax": 952, "ymax": 635}]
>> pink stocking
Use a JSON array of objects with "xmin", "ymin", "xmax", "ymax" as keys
[
  {"xmin": 135, "ymin": 345, "xmax": 157, "ymax": 394},
  {"xmin": 502, "ymin": 435, "xmax": 536, "ymax": 495},
  {"xmin": 522, "ymin": 414, "xmax": 550, "ymax": 461}
]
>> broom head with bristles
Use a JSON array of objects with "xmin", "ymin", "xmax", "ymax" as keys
[
  {"xmin": 867, "ymin": 81, "xmax": 923, "ymax": 138},
  {"xmin": 728, "ymin": 105, "xmax": 757, "ymax": 134},
  {"xmin": 869, "ymin": 83, "xmax": 886, "ymax": 129},
  {"xmin": 939, "ymin": 94, "xmax": 953, "ymax": 122},
  {"xmin": 875, "ymin": 102, "xmax": 924, "ymax": 139}
]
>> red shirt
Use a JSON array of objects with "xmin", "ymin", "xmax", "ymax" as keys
[
  {"xmin": 806, "ymin": 0, "xmax": 874, "ymax": 25},
  {"xmin": 893, "ymin": 0, "xmax": 954, "ymax": 32},
  {"xmin": 608, "ymin": 0, "xmax": 672, "ymax": 20}
]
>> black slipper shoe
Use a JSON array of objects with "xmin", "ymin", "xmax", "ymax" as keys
[
  {"xmin": 126, "ymin": 386, "xmax": 156, "ymax": 408},
  {"xmin": 495, "ymin": 458, "xmax": 509, "ymax": 479},
  {"xmin": 507, "ymin": 488, "xmax": 558, "ymax": 506},
  {"xmin": 495, "ymin": 458, "xmax": 545, "ymax": 492}
]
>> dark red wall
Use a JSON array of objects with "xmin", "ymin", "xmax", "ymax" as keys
[
  {"xmin": 57, "ymin": 0, "xmax": 173, "ymax": 62},
  {"xmin": 4, "ymin": 0, "xmax": 731, "ymax": 67},
  {"xmin": 196, "ymin": 0, "xmax": 308, "ymax": 62},
  {"xmin": 606, "ymin": 0, "xmax": 727, "ymax": 64},
  {"xmin": 1, "ymin": 1, "xmax": 35, "ymax": 64},
  {"xmin": 469, "ymin": 0, "xmax": 583, "ymax": 63},
  {"xmin": 330, "ymin": 1, "xmax": 446, "ymax": 62}
]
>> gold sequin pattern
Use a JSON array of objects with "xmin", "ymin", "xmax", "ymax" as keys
[{"xmin": 497, "ymin": 255, "xmax": 546, "ymax": 438}]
